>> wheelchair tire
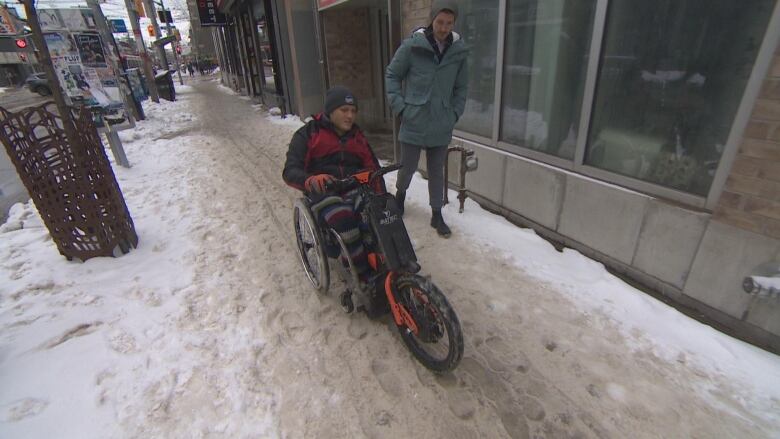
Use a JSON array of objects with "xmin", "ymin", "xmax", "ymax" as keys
[
  {"xmin": 394, "ymin": 274, "xmax": 463, "ymax": 373},
  {"xmin": 293, "ymin": 199, "xmax": 329, "ymax": 294}
]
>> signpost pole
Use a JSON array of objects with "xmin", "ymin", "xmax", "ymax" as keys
[
  {"xmin": 86, "ymin": 0, "xmax": 133, "ymax": 167},
  {"xmin": 158, "ymin": 0, "xmax": 184, "ymax": 85},
  {"xmin": 122, "ymin": 0, "xmax": 160, "ymax": 102},
  {"xmin": 142, "ymin": 0, "xmax": 167, "ymax": 69}
]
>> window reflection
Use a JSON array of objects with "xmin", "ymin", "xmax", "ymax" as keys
[
  {"xmin": 499, "ymin": 0, "xmax": 596, "ymax": 159},
  {"xmin": 586, "ymin": 0, "xmax": 774, "ymax": 195},
  {"xmin": 455, "ymin": 0, "xmax": 499, "ymax": 138}
]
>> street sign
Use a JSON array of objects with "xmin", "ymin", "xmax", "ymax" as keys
[
  {"xmin": 157, "ymin": 10, "xmax": 173, "ymax": 23},
  {"xmin": 109, "ymin": 19, "xmax": 127, "ymax": 33},
  {"xmin": 152, "ymin": 35, "xmax": 175, "ymax": 46},
  {"xmin": 196, "ymin": 0, "xmax": 226, "ymax": 26}
]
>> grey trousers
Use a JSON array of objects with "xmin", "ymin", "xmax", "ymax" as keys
[{"xmin": 395, "ymin": 142, "xmax": 447, "ymax": 210}]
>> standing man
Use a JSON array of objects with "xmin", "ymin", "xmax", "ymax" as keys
[{"xmin": 385, "ymin": 0, "xmax": 468, "ymax": 238}]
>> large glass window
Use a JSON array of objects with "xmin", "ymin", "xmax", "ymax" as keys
[
  {"xmin": 454, "ymin": 0, "xmax": 499, "ymax": 138},
  {"xmin": 500, "ymin": 0, "xmax": 596, "ymax": 159},
  {"xmin": 586, "ymin": 0, "xmax": 775, "ymax": 196}
]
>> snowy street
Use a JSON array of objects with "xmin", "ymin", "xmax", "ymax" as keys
[{"xmin": 2, "ymin": 78, "xmax": 780, "ymax": 438}]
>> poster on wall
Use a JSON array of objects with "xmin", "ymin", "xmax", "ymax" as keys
[
  {"xmin": 74, "ymin": 33, "xmax": 107, "ymax": 67},
  {"xmin": 43, "ymin": 28, "xmax": 129, "ymax": 128},
  {"xmin": 0, "ymin": 8, "xmax": 18, "ymax": 35},
  {"xmin": 39, "ymin": 9, "xmax": 62, "ymax": 30}
]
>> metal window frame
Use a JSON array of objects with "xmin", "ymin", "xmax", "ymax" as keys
[
  {"xmin": 452, "ymin": 0, "xmax": 780, "ymax": 210},
  {"xmin": 573, "ymin": 0, "xmax": 608, "ymax": 172}
]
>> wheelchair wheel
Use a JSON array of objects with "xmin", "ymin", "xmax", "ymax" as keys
[{"xmin": 293, "ymin": 199, "xmax": 329, "ymax": 294}]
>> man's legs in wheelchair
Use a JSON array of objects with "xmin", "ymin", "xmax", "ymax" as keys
[{"xmin": 311, "ymin": 195, "xmax": 370, "ymax": 280}]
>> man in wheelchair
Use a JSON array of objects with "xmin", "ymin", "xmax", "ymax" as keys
[{"xmin": 283, "ymin": 86, "xmax": 385, "ymax": 287}]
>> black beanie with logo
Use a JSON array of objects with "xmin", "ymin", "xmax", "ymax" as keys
[{"xmin": 324, "ymin": 86, "xmax": 358, "ymax": 116}]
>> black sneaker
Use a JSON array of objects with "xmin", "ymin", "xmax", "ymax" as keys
[
  {"xmin": 395, "ymin": 190, "xmax": 406, "ymax": 216},
  {"xmin": 431, "ymin": 211, "xmax": 451, "ymax": 238}
]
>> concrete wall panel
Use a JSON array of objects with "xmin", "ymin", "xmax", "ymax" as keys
[
  {"xmin": 458, "ymin": 143, "xmax": 505, "ymax": 205},
  {"xmin": 502, "ymin": 156, "xmax": 565, "ymax": 230},
  {"xmin": 632, "ymin": 200, "xmax": 710, "ymax": 288},
  {"xmin": 746, "ymin": 294, "xmax": 780, "ymax": 335},
  {"xmin": 683, "ymin": 221, "xmax": 780, "ymax": 319},
  {"xmin": 558, "ymin": 176, "xmax": 648, "ymax": 264}
]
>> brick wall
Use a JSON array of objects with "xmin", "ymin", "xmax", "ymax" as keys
[
  {"xmin": 714, "ymin": 45, "xmax": 780, "ymax": 239},
  {"xmin": 322, "ymin": 8, "xmax": 373, "ymax": 100},
  {"xmin": 402, "ymin": 0, "xmax": 432, "ymax": 36}
]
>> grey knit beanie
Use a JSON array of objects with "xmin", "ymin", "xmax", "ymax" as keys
[
  {"xmin": 324, "ymin": 85, "xmax": 358, "ymax": 115},
  {"xmin": 429, "ymin": 0, "xmax": 458, "ymax": 22}
]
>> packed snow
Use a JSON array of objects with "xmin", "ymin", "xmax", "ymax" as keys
[{"xmin": 1, "ymin": 78, "xmax": 778, "ymax": 438}]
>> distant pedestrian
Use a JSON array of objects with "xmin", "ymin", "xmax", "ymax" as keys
[
  {"xmin": 5, "ymin": 70, "xmax": 16, "ymax": 87},
  {"xmin": 385, "ymin": 0, "xmax": 468, "ymax": 238}
]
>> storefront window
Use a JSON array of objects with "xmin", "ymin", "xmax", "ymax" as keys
[
  {"xmin": 454, "ymin": 0, "xmax": 499, "ymax": 138},
  {"xmin": 499, "ymin": 0, "xmax": 596, "ymax": 159},
  {"xmin": 586, "ymin": 0, "xmax": 775, "ymax": 195}
]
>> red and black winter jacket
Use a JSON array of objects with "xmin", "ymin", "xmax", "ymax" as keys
[{"xmin": 283, "ymin": 113, "xmax": 384, "ymax": 193}]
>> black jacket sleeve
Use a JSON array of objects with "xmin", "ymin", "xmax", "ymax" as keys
[{"xmin": 282, "ymin": 126, "xmax": 310, "ymax": 190}]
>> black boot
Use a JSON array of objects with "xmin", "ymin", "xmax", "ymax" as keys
[
  {"xmin": 395, "ymin": 189, "xmax": 406, "ymax": 216},
  {"xmin": 431, "ymin": 210, "xmax": 451, "ymax": 238}
]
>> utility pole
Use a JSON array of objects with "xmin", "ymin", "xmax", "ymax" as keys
[
  {"xmin": 158, "ymin": 0, "xmax": 184, "ymax": 85},
  {"xmin": 21, "ymin": 0, "xmax": 78, "ymax": 144},
  {"xmin": 123, "ymin": 0, "xmax": 159, "ymax": 102},
  {"xmin": 85, "ymin": 0, "xmax": 133, "ymax": 167},
  {"xmin": 142, "ymin": 0, "xmax": 167, "ymax": 69}
]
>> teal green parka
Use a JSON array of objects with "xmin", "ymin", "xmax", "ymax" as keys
[{"xmin": 385, "ymin": 28, "xmax": 468, "ymax": 148}]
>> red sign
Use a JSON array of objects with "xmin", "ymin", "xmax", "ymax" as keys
[{"xmin": 318, "ymin": 0, "xmax": 350, "ymax": 10}]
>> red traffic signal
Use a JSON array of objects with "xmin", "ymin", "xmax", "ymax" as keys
[
  {"xmin": 176, "ymin": 45, "xmax": 181, "ymax": 54},
  {"xmin": 15, "ymin": 39, "xmax": 27, "ymax": 49}
]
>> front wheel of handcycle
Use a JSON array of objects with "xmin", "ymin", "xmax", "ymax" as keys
[
  {"xmin": 293, "ymin": 199, "xmax": 329, "ymax": 294},
  {"xmin": 394, "ymin": 274, "xmax": 464, "ymax": 372}
]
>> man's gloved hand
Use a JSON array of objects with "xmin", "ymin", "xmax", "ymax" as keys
[{"xmin": 305, "ymin": 174, "xmax": 335, "ymax": 194}]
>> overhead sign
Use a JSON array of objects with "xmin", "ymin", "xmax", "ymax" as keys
[
  {"xmin": 197, "ymin": 0, "xmax": 226, "ymax": 26},
  {"xmin": 157, "ymin": 10, "xmax": 173, "ymax": 24},
  {"xmin": 109, "ymin": 19, "xmax": 127, "ymax": 33},
  {"xmin": 317, "ymin": 0, "xmax": 350, "ymax": 10}
]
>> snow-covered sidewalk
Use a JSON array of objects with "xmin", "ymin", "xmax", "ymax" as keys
[{"xmin": 1, "ymin": 78, "xmax": 779, "ymax": 438}]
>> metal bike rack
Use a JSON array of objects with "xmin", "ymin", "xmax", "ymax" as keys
[{"xmin": 443, "ymin": 146, "xmax": 478, "ymax": 213}]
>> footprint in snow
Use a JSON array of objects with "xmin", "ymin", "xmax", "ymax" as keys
[{"xmin": 4, "ymin": 398, "xmax": 48, "ymax": 422}]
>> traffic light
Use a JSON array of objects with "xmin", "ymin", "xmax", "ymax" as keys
[
  {"xmin": 147, "ymin": 24, "xmax": 155, "ymax": 37},
  {"xmin": 14, "ymin": 39, "xmax": 27, "ymax": 49},
  {"xmin": 176, "ymin": 45, "xmax": 181, "ymax": 54}
]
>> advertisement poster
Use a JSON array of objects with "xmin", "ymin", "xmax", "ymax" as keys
[
  {"xmin": 39, "ymin": 10, "xmax": 62, "ymax": 31},
  {"xmin": 0, "ymin": 8, "xmax": 17, "ymax": 35},
  {"xmin": 41, "ymin": 9, "xmax": 130, "ymax": 130},
  {"xmin": 58, "ymin": 9, "xmax": 86, "ymax": 30},
  {"xmin": 74, "ymin": 33, "xmax": 107, "ymax": 67},
  {"xmin": 44, "ymin": 32, "xmax": 77, "ymax": 57},
  {"xmin": 39, "ymin": 8, "xmax": 97, "ymax": 31}
]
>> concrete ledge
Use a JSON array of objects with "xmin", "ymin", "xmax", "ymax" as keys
[
  {"xmin": 558, "ymin": 174, "xmax": 648, "ymax": 264},
  {"xmin": 684, "ymin": 220, "xmax": 780, "ymax": 319},
  {"xmin": 632, "ymin": 200, "xmax": 710, "ymax": 289},
  {"xmin": 502, "ymin": 155, "xmax": 565, "ymax": 230}
]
